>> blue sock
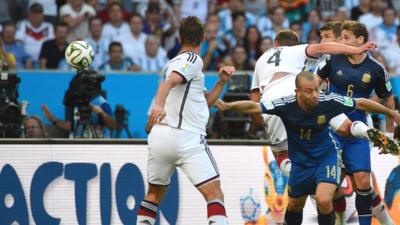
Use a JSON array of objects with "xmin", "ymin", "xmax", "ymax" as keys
[{"xmin": 356, "ymin": 188, "xmax": 373, "ymax": 225}]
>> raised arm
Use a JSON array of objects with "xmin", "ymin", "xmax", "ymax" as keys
[
  {"xmin": 306, "ymin": 41, "xmax": 377, "ymax": 58},
  {"xmin": 355, "ymin": 98, "xmax": 400, "ymax": 124},
  {"xmin": 205, "ymin": 66, "xmax": 235, "ymax": 107}
]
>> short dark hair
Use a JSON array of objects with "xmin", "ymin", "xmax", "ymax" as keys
[
  {"xmin": 108, "ymin": 2, "xmax": 123, "ymax": 11},
  {"xmin": 129, "ymin": 12, "xmax": 143, "ymax": 22},
  {"xmin": 30, "ymin": 3, "xmax": 44, "ymax": 13},
  {"xmin": 295, "ymin": 71, "xmax": 317, "ymax": 88},
  {"xmin": 341, "ymin": 20, "xmax": 368, "ymax": 43},
  {"xmin": 109, "ymin": 41, "xmax": 123, "ymax": 52},
  {"xmin": 55, "ymin": 21, "xmax": 69, "ymax": 31},
  {"xmin": 146, "ymin": 3, "xmax": 160, "ymax": 14},
  {"xmin": 89, "ymin": 16, "xmax": 102, "ymax": 28},
  {"xmin": 179, "ymin": 16, "xmax": 204, "ymax": 47},
  {"xmin": 320, "ymin": 21, "xmax": 342, "ymax": 38},
  {"xmin": 231, "ymin": 11, "xmax": 245, "ymax": 22},
  {"xmin": 275, "ymin": 29, "xmax": 300, "ymax": 46}
]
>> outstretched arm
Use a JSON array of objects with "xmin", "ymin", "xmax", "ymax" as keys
[
  {"xmin": 215, "ymin": 99, "xmax": 262, "ymax": 114},
  {"xmin": 355, "ymin": 98, "xmax": 400, "ymax": 124},
  {"xmin": 306, "ymin": 41, "xmax": 377, "ymax": 58}
]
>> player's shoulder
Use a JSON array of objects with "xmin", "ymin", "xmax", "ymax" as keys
[
  {"xmin": 366, "ymin": 54, "xmax": 386, "ymax": 72},
  {"xmin": 271, "ymin": 94, "xmax": 297, "ymax": 106},
  {"xmin": 172, "ymin": 52, "xmax": 203, "ymax": 67}
]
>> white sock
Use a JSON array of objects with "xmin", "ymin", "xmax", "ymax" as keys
[
  {"xmin": 208, "ymin": 215, "xmax": 229, "ymax": 225},
  {"xmin": 372, "ymin": 202, "xmax": 394, "ymax": 225},
  {"xmin": 279, "ymin": 158, "xmax": 291, "ymax": 177},
  {"xmin": 137, "ymin": 215, "xmax": 156, "ymax": 225},
  {"xmin": 350, "ymin": 121, "xmax": 369, "ymax": 138}
]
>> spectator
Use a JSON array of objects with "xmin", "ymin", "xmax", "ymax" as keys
[
  {"xmin": 370, "ymin": 7, "xmax": 397, "ymax": 54},
  {"xmin": 97, "ymin": 0, "xmax": 130, "ymax": 23},
  {"xmin": 306, "ymin": 27, "xmax": 321, "ymax": 44},
  {"xmin": 259, "ymin": 36, "xmax": 273, "ymax": 53},
  {"xmin": 173, "ymin": 0, "xmax": 208, "ymax": 23},
  {"xmin": 334, "ymin": 6, "xmax": 351, "ymax": 21},
  {"xmin": 377, "ymin": 22, "xmax": 400, "ymax": 75},
  {"xmin": 0, "ymin": 37, "xmax": 16, "ymax": 69},
  {"xmin": 39, "ymin": 22, "xmax": 69, "ymax": 69},
  {"xmin": 121, "ymin": 13, "xmax": 148, "ymax": 64},
  {"xmin": 134, "ymin": 35, "xmax": 168, "ymax": 71},
  {"xmin": 290, "ymin": 21, "xmax": 304, "ymax": 42},
  {"xmin": 99, "ymin": 41, "xmax": 138, "ymax": 71},
  {"xmin": 85, "ymin": 17, "xmax": 110, "ymax": 70},
  {"xmin": 301, "ymin": 9, "xmax": 322, "ymax": 43},
  {"xmin": 351, "ymin": 0, "xmax": 371, "ymax": 20},
  {"xmin": 243, "ymin": 25, "xmax": 261, "ymax": 68},
  {"xmin": 16, "ymin": 3, "xmax": 54, "ymax": 68},
  {"xmin": 2, "ymin": 21, "xmax": 32, "ymax": 69},
  {"xmin": 29, "ymin": 0, "xmax": 58, "ymax": 25},
  {"xmin": 102, "ymin": 2, "xmax": 130, "ymax": 42},
  {"xmin": 244, "ymin": 0, "xmax": 266, "ymax": 17},
  {"xmin": 59, "ymin": 0, "xmax": 96, "ymax": 42},
  {"xmin": 206, "ymin": 12, "xmax": 224, "ymax": 37},
  {"xmin": 143, "ymin": 2, "xmax": 179, "ymax": 58},
  {"xmin": 279, "ymin": 0, "xmax": 309, "ymax": 23},
  {"xmin": 23, "ymin": 116, "xmax": 49, "ymax": 138},
  {"xmin": 218, "ymin": 0, "xmax": 256, "ymax": 33},
  {"xmin": 359, "ymin": 0, "xmax": 385, "ymax": 31},
  {"xmin": 200, "ymin": 22, "xmax": 227, "ymax": 71},
  {"xmin": 258, "ymin": 6, "xmax": 287, "ymax": 39},
  {"xmin": 257, "ymin": 0, "xmax": 289, "ymax": 37},
  {"xmin": 222, "ymin": 45, "xmax": 252, "ymax": 70},
  {"xmin": 224, "ymin": 11, "xmax": 246, "ymax": 49}
]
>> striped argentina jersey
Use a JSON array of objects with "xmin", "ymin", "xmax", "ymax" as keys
[
  {"xmin": 260, "ymin": 93, "xmax": 356, "ymax": 167},
  {"xmin": 161, "ymin": 51, "xmax": 209, "ymax": 135}
]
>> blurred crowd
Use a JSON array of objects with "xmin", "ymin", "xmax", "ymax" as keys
[{"xmin": 0, "ymin": 0, "xmax": 400, "ymax": 75}]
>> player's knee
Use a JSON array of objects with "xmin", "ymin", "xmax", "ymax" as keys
[
  {"xmin": 353, "ymin": 172, "xmax": 370, "ymax": 189},
  {"xmin": 316, "ymin": 194, "xmax": 333, "ymax": 214},
  {"xmin": 287, "ymin": 199, "xmax": 305, "ymax": 212}
]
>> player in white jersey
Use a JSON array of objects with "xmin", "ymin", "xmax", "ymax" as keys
[
  {"xmin": 136, "ymin": 16, "xmax": 235, "ymax": 225},
  {"xmin": 250, "ymin": 29, "xmax": 381, "ymax": 178}
]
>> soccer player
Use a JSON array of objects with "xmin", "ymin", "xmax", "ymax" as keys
[
  {"xmin": 216, "ymin": 71, "xmax": 400, "ymax": 225},
  {"xmin": 136, "ymin": 16, "xmax": 235, "ymax": 225},
  {"xmin": 250, "ymin": 29, "xmax": 387, "ymax": 178},
  {"xmin": 317, "ymin": 20, "xmax": 396, "ymax": 225},
  {"xmin": 315, "ymin": 21, "xmax": 395, "ymax": 225}
]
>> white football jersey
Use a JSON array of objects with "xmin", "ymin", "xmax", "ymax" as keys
[
  {"xmin": 251, "ymin": 44, "xmax": 312, "ymax": 100},
  {"xmin": 161, "ymin": 52, "xmax": 209, "ymax": 135}
]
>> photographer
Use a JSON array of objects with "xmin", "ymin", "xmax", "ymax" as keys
[{"xmin": 42, "ymin": 71, "xmax": 116, "ymax": 138}]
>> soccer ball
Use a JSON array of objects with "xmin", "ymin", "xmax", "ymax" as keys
[
  {"xmin": 65, "ymin": 40, "xmax": 94, "ymax": 70},
  {"xmin": 240, "ymin": 188, "xmax": 261, "ymax": 222}
]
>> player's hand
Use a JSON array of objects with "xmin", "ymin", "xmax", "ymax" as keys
[
  {"xmin": 148, "ymin": 104, "xmax": 166, "ymax": 129},
  {"xmin": 356, "ymin": 41, "xmax": 377, "ymax": 54},
  {"xmin": 214, "ymin": 99, "xmax": 228, "ymax": 111},
  {"xmin": 218, "ymin": 66, "xmax": 235, "ymax": 83},
  {"xmin": 391, "ymin": 111, "xmax": 400, "ymax": 125}
]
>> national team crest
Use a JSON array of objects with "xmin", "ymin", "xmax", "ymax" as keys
[
  {"xmin": 317, "ymin": 115, "xmax": 326, "ymax": 125},
  {"xmin": 361, "ymin": 73, "xmax": 371, "ymax": 83},
  {"xmin": 182, "ymin": 63, "xmax": 189, "ymax": 71}
]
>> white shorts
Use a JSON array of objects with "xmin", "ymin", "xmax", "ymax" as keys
[
  {"xmin": 147, "ymin": 125, "xmax": 219, "ymax": 187},
  {"xmin": 262, "ymin": 114, "xmax": 288, "ymax": 151},
  {"xmin": 329, "ymin": 113, "xmax": 349, "ymax": 132}
]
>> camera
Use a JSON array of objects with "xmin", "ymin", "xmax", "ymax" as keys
[
  {"xmin": 63, "ymin": 69, "xmax": 105, "ymax": 127},
  {"xmin": 0, "ymin": 63, "xmax": 24, "ymax": 137}
]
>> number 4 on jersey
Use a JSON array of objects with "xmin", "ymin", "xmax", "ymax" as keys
[{"xmin": 267, "ymin": 49, "xmax": 281, "ymax": 66}]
